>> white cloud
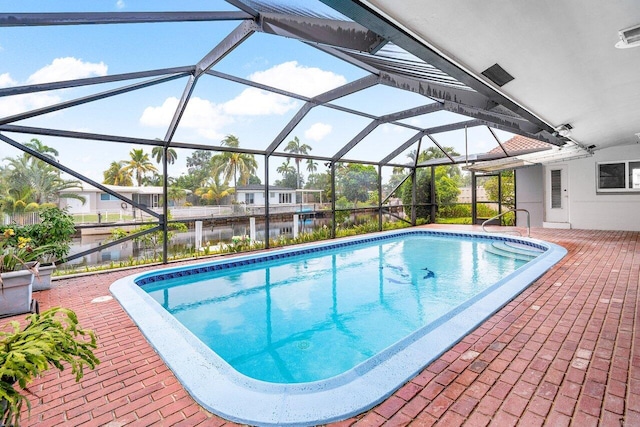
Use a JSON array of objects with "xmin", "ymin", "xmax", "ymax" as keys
[
  {"xmin": 138, "ymin": 61, "xmax": 346, "ymax": 139},
  {"xmin": 0, "ymin": 72, "xmax": 17, "ymax": 88},
  {"xmin": 27, "ymin": 57, "xmax": 107, "ymax": 84},
  {"xmin": 0, "ymin": 58, "xmax": 108, "ymax": 117},
  {"xmin": 304, "ymin": 122, "xmax": 332, "ymax": 141},
  {"xmin": 116, "ymin": 0, "xmax": 125, "ymax": 9},
  {"xmin": 139, "ymin": 96, "xmax": 233, "ymax": 140},
  {"xmin": 223, "ymin": 88, "xmax": 298, "ymax": 116},
  {"xmin": 249, "ymin": 61, "xmax": 347, "ymax": 97}
]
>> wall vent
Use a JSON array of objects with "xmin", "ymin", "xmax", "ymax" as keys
[{"xmin": 481, "ymin": 63, "xmax": 514, "ymax": 87}]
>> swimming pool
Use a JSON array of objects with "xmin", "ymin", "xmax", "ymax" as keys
[{"xmin": 110, "ymin": 229, "xmax": 566, "ymax": 426}]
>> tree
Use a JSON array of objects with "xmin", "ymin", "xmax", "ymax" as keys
[
  {"xmin": 284, "ymin": 136, "xmax": 312, "ymax": 189},
  {"xmin": 483, "ymin": 170, "xmax": 515, "ymax": 206},
  {"xmin": 2, "ymin": 142, "xmax": 84, "ymax": 208},
  {"xmin": 195, "ymin": 176, "xmax": 234, "ymax": 205},
  {"xmin": 24, "ymin": 138, "xmax": 59, "ymax": 162},
  {"xmin": 306, "ymin": 158, "xmax": 318, "ymax": 174},
  {"xmin": 167, "ymin": 186, "xmax": 187, "ymax": 206},
  {"xmin": 336, "ymin": 163, "xmax": 378, "ymax": 203},
  {"xmin": 151, "ymin": 146, "xmax": 177, "ymax": 165},
  {"xmin": 103, "ymin": 161, "xmax": 133, "ymax": 186},
  {"xmin": 276, "ymin": 159, "xmax": 298, "ymax": 189},
  {"xmin": 305, "ymin": 172, "xmax": 331, "ymax": 202},
  {"xmin": 184, "ymin": 150, "xmax": 213, "ymax": 192},
  {"xmin": 213, "ymin": 135, "xmax": 258, "ymax": 188},
  {"xmin": 124, "ymin": 149, "xmax": 157, "ymax": 186}
]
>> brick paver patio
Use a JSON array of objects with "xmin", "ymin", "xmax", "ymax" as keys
[{"xmin": 9, "ymin": 227, "xmax": 639, "ymax": 426}]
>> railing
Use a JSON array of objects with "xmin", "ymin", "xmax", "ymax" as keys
[{"xmin": 482, "ymin": 208, "xmax": 530, "ymax": 237}]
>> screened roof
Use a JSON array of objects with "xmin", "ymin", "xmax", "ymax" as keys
[{"xmin": 0, "ymin": 0, "xmax": 581, "ymax": 180}]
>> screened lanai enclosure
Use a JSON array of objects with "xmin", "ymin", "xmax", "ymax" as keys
[{"xmin": 0, "ymin": 0, "xmax": 579, "ymax": 270}]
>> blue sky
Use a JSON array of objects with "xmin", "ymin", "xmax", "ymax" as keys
[{"xmin": 0, "ymin": 0, "xmax": 513, "ymax": 188}]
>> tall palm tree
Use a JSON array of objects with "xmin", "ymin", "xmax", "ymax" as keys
[
  {"xmin": 213, "ymin": 135, "xmax": 257, "ymax": 188},
  {"xmin": 103, "ymin": 161, "xmax": 133, "ymax": 186},
  {"xmin": 284, "ymin": 136, "xmax": 312, "ymax": 189},
  {"xmin": 124, "ymin": 149, "xmax": 157, "ymax": 186},
  {"xmin": 151, "ymin": 146, "xmax": 178, "ymax": 165}
]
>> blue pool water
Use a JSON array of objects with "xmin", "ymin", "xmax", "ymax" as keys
[
  {"xmin": 111, "ymin": 229, "xmax": 566, "ymax": 426},
  {"xmin": 142, "ymin": 233, "xmax": 528, "ymax": 383}
]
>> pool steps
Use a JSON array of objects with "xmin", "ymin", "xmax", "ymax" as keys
[{"xmin": 487, "ymin": 241, "xmax": 545, "ymax": 261}]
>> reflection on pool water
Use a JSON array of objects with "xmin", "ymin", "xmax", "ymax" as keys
[
  {"xmin": 142, "ymin": 233, "xmax": 530, "ymax": 383},
  {"xmin": 111, "ymin": 229, "xmax": 566, "ymax": 426}
]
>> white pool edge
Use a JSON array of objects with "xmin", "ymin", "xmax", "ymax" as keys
[{"xmin": 109, "ymin": 229, "xmax": 567, "ymax": 426}]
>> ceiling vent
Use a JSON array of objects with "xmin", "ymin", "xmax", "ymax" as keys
[
  {"xmin": 481, "ymin": 63, "xmax": 514, "ymax": 87},
  {"xmin": 616, "ymin": 24, "xmax": 640, "ymax": 49}
]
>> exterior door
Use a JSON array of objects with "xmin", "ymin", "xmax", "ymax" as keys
[{"xmin": 545, "ymin": 165, "xmax": 568, "ymax": 223}]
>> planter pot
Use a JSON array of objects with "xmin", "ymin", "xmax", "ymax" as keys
[
  {"xmin": 33, "ymin": 263, "xmax": 56, "ymax": 292},
  {"xmin": 0, "ymin": 269, "xmax": 34, "ymax": 317}
]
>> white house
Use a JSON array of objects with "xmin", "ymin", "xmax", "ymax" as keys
[
  {"xmin": 234, "ymin": 185, "xmax": 297, "ymax": 206},
  {"xmin": 59, "ymin": 183, "xmax": 165, "ymax": 214}
]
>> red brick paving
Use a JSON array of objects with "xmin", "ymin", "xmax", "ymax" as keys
[{"xmin": 6, "ymin": 227, "xmax": 639, "ymax": 426}]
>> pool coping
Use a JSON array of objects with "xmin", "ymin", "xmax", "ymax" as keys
[{"xmin": 109, "ymin": 229, "xmax": 567, "ymax": 426}]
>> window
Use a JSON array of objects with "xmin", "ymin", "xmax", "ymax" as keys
[
  {"xmin": 597, "ymin": 160, "xmax": 640, "ymax": 192},
  {"xmin": 279, "ymin": 193, "xmax": 291, "ymax": 203},
  {"xmin": 551, "ymin": 170, "xmax": 562, "ymax": 208},
  {"xmin": 245, "ymin": 193, "xmax": 254, "ymax": 204},
  {"xmin": 270, "ymin": 192, "xmax": 275, "ymax": 198},
  {"xmin": 100, "ymin": 193, "xmax": 119, "ymax": 201}
]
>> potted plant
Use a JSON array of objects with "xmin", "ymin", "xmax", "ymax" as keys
[
  {"xmin": 0, "ymin": 230, "xmax": 46, "ymax": 317},
  {"xmin": 0, "ymin": 307, "xmax": 100, "ymax": 426},
  {"xmin": 1, "ymin": 208, "xmax": 76, "ymax": 292}
]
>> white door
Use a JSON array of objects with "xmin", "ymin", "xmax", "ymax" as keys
[{"xmin": 545, "ymin": 165, "xmax": 568, "ymax": 223}]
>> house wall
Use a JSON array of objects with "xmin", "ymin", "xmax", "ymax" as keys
[
  {"xmin": 515, "ymin": 165, "xmax": 544, "ymax": 228},
  {"xmin": 236, "ymin": 190, "xmax": 296, "ymax": 205},
  {"xmin": 516, "ymin": 144, "xmax": 640, "ymax": 231},
  {"xmin": 564, "ymin": 144, "xmax": 640, "ymax": 231}
]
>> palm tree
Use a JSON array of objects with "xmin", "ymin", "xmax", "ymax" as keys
[
  {"xmin": 306, "ymin": 158, "xmax": 318, "ymax": 174},
  {"xmin": 277, "ymin": 159, "xmax": 296, "ymax": 177},
  {"xmin": 103, "ymin": 161, "xmax": 133, "ymax": 186},
  {"xmin": 151, "ymin": 146, "xmax": 178, "ymax": 165},
  {"xmin": 213, "ymin": 135, "xmax": 258, "ymax": 188},
  {"xmin": 167, "ymin": 186, "xmax": 187, "ymax": 206},
  {"xmin": 195, "ymin": 176, "xmax": 234, "ymax": 205},
  {"xmin": 3, "ymin": 151, "xmax": 84, "ymax": 206},
  {"xmin": 221, "ymin": 134, "xmax": 240, "ymax": 148},
  {"xmin": 25, "ymin": 138, "xmax": 59, "ymax": 162},
  {"xmin": 124, "ymin": 149, "xmax": 157, "ymax": 186},
  {"xmin": 284, "ymin": 136, "xmax": 312, "ymax": 189}
]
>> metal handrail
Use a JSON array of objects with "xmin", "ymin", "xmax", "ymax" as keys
[{"xmin": 482, "ymin": 208, "xmax": 531, "ymax": 237}]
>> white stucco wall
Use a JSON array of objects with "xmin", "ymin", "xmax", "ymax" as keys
[
  {"xmin": 564, "ymin": 144, "xmax": 640, "ymax": 231},
  {"xmin": 516, "ymin": 144, "xmax": 640, "ymax": 231}
]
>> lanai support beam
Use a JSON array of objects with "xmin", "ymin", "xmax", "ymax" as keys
[
  {"xmin": 0, "ymin": 11, "xmax": 253, "ymax": 26},
  {"xmin": 265, "ymin": 74, "xmax": 380, "ymax": 154},
  {"xmin": 259, "ymin": 13, "xmax": 386, "ymax": 53},
  {"xmin": 0, "ymin": 74, "xmax": 187, "ymax": 126},
  {"xmin": 332, "ymin": 120, "xmax": 380, "ymax": 161},
  {"xmin": 0, "ymin": 66, "xmax": 195, "ymax": 98},
  {"xmin": 164, "ymin": 20, "xmax": 258, "ymax": 143},
  {"xmin": 317, "ymin": 0, "xmax": 558, "ymax": 137}
]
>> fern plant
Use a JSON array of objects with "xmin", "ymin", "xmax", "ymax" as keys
[{"xmin": 0, "ymin": 307, "xmax": 100, "ymax": 426}]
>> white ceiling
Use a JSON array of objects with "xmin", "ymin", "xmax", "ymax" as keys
[{"xmin": 348, "ymin": 1, "xmax": 640, "ymax": 152}]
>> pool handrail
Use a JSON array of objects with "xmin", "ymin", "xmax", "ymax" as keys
[{"xmin": 482, "ymin": 208, "xmax": 531, "ymax": 237}]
